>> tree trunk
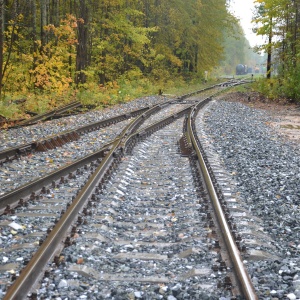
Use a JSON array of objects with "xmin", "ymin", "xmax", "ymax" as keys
[
  {"xmin": 40, "ymin": 0, "xmax": 47, "ymax": 50},
  {"xmin": 2, "ymin": 0, "xmax": 17, "ymax": 82},
  {"xmin": 0, "ymin": 0, "xmax": 4, "ymax": 97},
  {"xmin": 31, "ymin": 0, "xmax": 38, "ymax": 90},
  {"xmin": 32, "ymin": 0, "xmax": 37, "ymax": 59},
  {"xmin": 75, "ymin": 0, "xmax": 89, "ymax": 85},
  {"xmin": 294, "ymin": 1, "xmax": 299, "ymax": 66},
  {"xmin": 144, "ymin": 0, "xmax": 149, "ymax": 27},
  {"xmin": 266, "ymin": 17, "xmax": 272, "ymax": 79},
  {"xmin": 51, "ymin": 0, "xmax": 59, "ymax": 27}
]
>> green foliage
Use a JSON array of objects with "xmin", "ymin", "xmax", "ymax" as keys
[
  {"xmin": 279, "ymin": 68, "xmax": 300, "ymax": 101},
  {"xmin": 254, "ymin": 72, "xmax": 300, "ymax": 102},
  {"xmin": 252, "ymin": 0, "xmax": 300, "ymax": 102},
  {"xmin": 1, "ymin": 14, "xmax": 32, "ymax": 95},
  {"xmin": 253, "ymin": 78, "xmax": 276, "ymax": 98},
  {"xmin": 164, "ymin": 80, "xmax": 208, "ymax": 96},
  {"xmin": 76, "ymin": 71, "xmax": 159, "ymax": 109},
  {"xmin": 0, "ymin": 99, "xmax": 22, "ymax": 119}
]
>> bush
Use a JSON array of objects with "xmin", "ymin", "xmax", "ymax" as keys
[
  {"xmin": 254, "ymin": 66, "xmax": 300, "ymax": 103},
  {"xmin": 0, "ymin": 98, "xmax": 22, "ymax": 119}
]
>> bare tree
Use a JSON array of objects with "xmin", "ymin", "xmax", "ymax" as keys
[
  {"xmin": 75, "ymin": 0, "xmax": 89, "ymax": 85},
  {"xmin": 0, "ymin": 0, "xmax": 5, "ymax": 97},
  {"xmin": 40, "ymin": 0, "xmax": 48, "ymax": 50}
]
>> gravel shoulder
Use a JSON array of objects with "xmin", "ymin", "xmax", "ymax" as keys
[
  {"xmin": 217, "ymin": 91, "xmax": 300, "ymax": 143},
  {"xmin": 201, "ymin": 92, "xmax": 300, "ymax": 299}
]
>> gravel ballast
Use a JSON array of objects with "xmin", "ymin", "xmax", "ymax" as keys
[
  {"xmin": 1, "ymin": 92, "xmax": 299, "ymax": 299},
  {"xmin": 199, "ymin": 99, "xmax": 300, "ymax": 300},
  {"xmin": 35, "ymin": 118, "xmax": 226, "ymax": 300},
  {"xmin": 0, "ymin": 96, "xmax": 169, "ymax": 152}
]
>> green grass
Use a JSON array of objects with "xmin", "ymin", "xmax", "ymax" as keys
[
  {"xmin": 0, "ymin": 76, "xmax": 232, "ymax": 119},
  {"xmin": 163, "ymin": 78, "xmax": 224, "ymax": 96}
]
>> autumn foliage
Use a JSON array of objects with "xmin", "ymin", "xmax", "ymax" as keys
[
  {"xmin": 0, "ymin": 0, "xmax": 232, "ymax": 116},
  {"xmin": 253, "ymin": 0, "xmax": 300, "ymax": 101}
]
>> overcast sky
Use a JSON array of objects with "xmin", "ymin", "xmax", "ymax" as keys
[{"xmin": 229, "ymin": 0, "xmax": 264, "ymax": 47}]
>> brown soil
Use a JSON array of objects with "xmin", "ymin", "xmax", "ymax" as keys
[{"xmin": 217, "ymin": 91, "xmax": 300, "ymax": 142}]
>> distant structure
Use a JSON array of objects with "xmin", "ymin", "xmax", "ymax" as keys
[{"xmin": 236, "ymin": 64, "xmax": 247, "ymax": 75}]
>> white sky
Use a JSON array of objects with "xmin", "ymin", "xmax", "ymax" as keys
[{"xmin": 229, "ymin": 0, "xmax": 263, "ymax": 47}]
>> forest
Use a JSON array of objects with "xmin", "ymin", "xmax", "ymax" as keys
[
  {"xmin": 253, "ymin": 0, "xmax": 300, "ymax": 101},
  {"xmin": 0, "ymin": 0, "xmax": 238, "ymax": 118},
  {"xmin": 0, "ymin": 0, "xmax": 299, "ymax": 120}
]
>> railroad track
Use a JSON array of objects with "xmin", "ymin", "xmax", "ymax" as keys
[
  {"xmin": 0, "ymin": 79, "xmax": 246, "ymax": 163},
  {"xmin": 0, "ymin": 106, "xmax": 150, "ymax": 165},
  {"xmin": 0, "ymin": 79, "xmax": 258, "ymax": 299},
  {"xmin": 0, "ymin": 101, "xmax": 84, "ymax": 130}
]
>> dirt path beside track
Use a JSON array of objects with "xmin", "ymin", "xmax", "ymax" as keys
[{"xmin": 217, "ymin": 91, "xmax": 300, "ymax": 143}]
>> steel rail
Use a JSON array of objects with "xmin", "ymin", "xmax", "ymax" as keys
[
  {"xmin": 121, "ymin": 105, "xmax": 193, "ymax": 152},
  {"xmin": 3, "ymin": 141, "xmax": 120, "ymax": 300},
  {"xmin": 17, "ymin": 101, "xmax": 82, "ymax": 126},
  {"xmin": 0, "ymin": 105, "xmax": 163, "ymax": 211},
  {"xmin": 0, "ymin": 79, "xmax": 232, "ymax": 130},
  {"xmin": 186, "ymin": 102, "xmax": 258, "ymax": 300},
  {"xmin": 0, "ymin": 106, "xmax": 150, "ymax": 164},
  {"xmin": 120, "ymin": 81, "xmax": 239, "ymax": 150},
  {"xmin": 0, "ymin": 79, "xmax": 243, "ymax": 209},
  {"xmin": 0, "ymin": 102, "xmax": 82, "ymax": 129},
  {"xmin": 2, "ymin": 101, "xmax": 166, "ymax": 300},
  {"xmin": 0, "ymin": 142, "xmax": 113, "ymax": 212}
]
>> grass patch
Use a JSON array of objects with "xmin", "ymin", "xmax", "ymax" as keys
[
  {"xmin": 280, "ymin": 125, "xmax": 300, "ymax": 130},
  {"xmin": 0, "ymin": 98, "xmax": 23, "ymax": 120},
  {"xmin": 0, "ymin": 76, "xmax": 231, "ymax": 119},
  {"xmin": 163, "ymin": 78, "xmax": 224, "ymax": 96}
]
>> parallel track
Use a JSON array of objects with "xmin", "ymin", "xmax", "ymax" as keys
[
  {"xmin": 0, "ymin": 106, "xmax": 149, "ymax": 164},
  {"xmin": 0, "ymin": 101, "xmax": 83, "ymax": 129},
  {"xmin": 0, "ymin": 79, "xmax": 248, "ymax": 165}
]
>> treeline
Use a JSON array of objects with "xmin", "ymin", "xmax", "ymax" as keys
[
  {"xmin": 254, "ymin": 0, "xmax": 300, "ymax": 101},
  {"xmin": 221, "ymin": 22, "xmax": 254, "ymax": 75},
  {"xmin": 0, "ymin": 0, "xmax": 231, "ymax": 100},
  {"xmin": 220, "ymin": 21, "xmax": 266, "ymax": 76}
]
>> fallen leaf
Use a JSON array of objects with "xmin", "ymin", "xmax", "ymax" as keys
[{"xmin": 77, "ymin": 257, "xmax": 84, "ymax": 264}]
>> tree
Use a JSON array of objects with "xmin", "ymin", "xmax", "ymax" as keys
[
  {"xmin": 253, "ymin": 1, "xmax": 276, "ymax": 78},
  {"xmin": 31, "ymin": 14, "xmax": 78, "ymax": 92},
  {"xmin": 220, "ymin": 20, "xmax": 249, "ymax": 74},
  {"xmin": 0, "ymin": 0, "xmax": 4, "ymax": 97},
  {"xmin": 0, "ymin": 0, "xmax": 233, "ymax": 99},
  {"xmin": 40, "ymin": 0, "xmax": 48, "ymax": 50},
  {"xmin": 253, "ymin": 0, "xmax": 300, "ymax": 100},
  {"xmin": 75, "ymin": 0, "xmax": 89, "ymax": 85}
]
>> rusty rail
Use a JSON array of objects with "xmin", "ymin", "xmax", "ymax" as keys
[
  {"xmin": 16, "ymin": 101, "xmax": 82, "ymax": 126},
  {"xmin": 186, "ymin": 101, "xmax": 258, "ymax": 300},
  {"xmin": 0, "ymin": 106, "xmax": 150, "ymax": 164},
  {"xmin": 2, "ymin": 100, "xmax": 165, "ymax": 300}
]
